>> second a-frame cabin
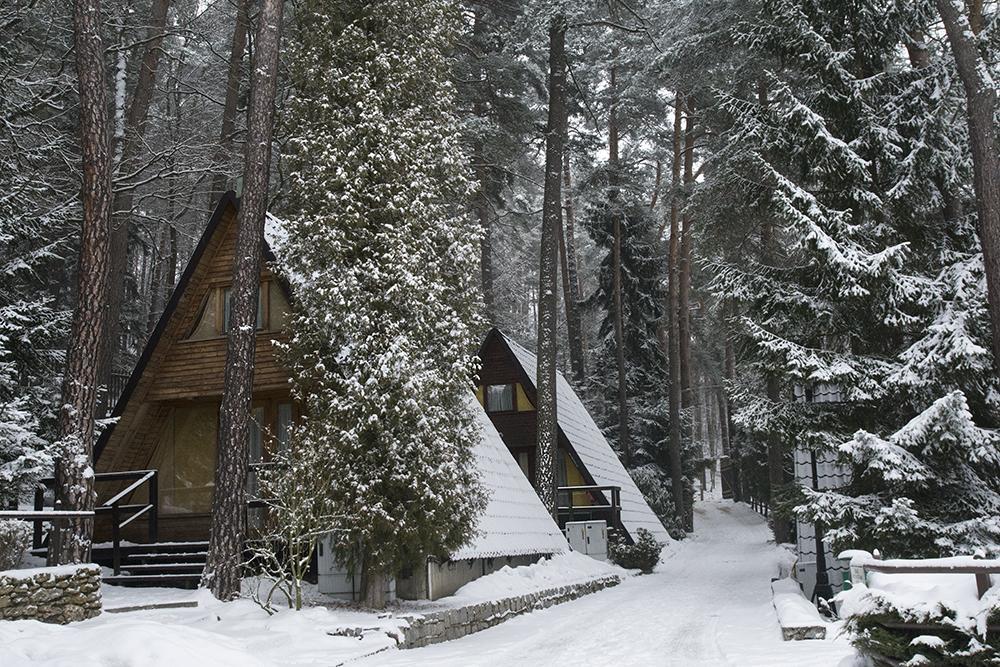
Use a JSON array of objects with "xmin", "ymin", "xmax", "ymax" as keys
[
  {"xmin": 81, "ymin": 194, "xmax": 567, "ymax": 599},
  {"xmin": 477, "ymin": 329, "xmax": 671, "ymax": 545}
]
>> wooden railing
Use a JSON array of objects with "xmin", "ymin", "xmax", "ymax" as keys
[
  {"xmin": 32, "ymin": 465, "xmax": 159, "ymax": 575},
  {"xmin": 557, "ymin": 484, "xmax": 622, "ymax": 536},
  {"xmin": 850, "ymin": 552, "xmax": 1000, "ymax": 600},
  {"xmin": 747, "ymin": 494, "xmax": 769, "ymax": 517}
]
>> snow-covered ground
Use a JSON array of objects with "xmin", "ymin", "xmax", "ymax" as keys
[
  {"xmin": 358, "ymin": 501, "xmax": 859, "ymax": 667},
  {"xmin": 1, "ymin": 501, "xmax": 860, "ymax": 666}
]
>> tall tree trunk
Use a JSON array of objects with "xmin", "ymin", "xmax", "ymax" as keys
[
  {"xmin": 209, "ymin": 0, "xmax": 251, "ymax": 203},
  {"xmin": 608, "ymin": 62, "xmax": 631, "ymax": 468},
  {"xmin": 98, "ymin": 0, "xmax": 172, "ymax": 401},
  {"xmin": 665, "ymin": 93, "xmax": 685, "ymax": 527},
  {"xmin": 535, "ymin": 15, "xmax": 567, "ymax": 519},
  {"xmin": 757, "ymin": 76, "xmax": 790, "ymax": 543},
  {"xmin": 202, "ymin": 0, "xmax": 285, "ymax": 601},
  {"xmin": 722, "ymin": 301, "xmax": 740, "ymax": 501},
  {"xmin": 936, "ymin": 0, "xmax": 1000, "ymax": 371},
  {"xmin": 678, "ymin": 104, "xmax": 695, "ymax": 409},
  {"xmin": 472, "ymin": 7, "xmax": 495, "ymax": 323},
  {"xmin": 50, "ymin": 0, "xmax": 115, "ymax": 565},
  {"xmin": 561, "ymin": 151, "xmax": 586, "ymax": 385}
]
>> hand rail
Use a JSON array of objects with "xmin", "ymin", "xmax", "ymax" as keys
[
  {"xmin": 31, "ymin": 464, "xmax": 159, "ymax": 575},
  {"xmin": 101, "ymin": 470, "xmax": 156, "ymax": 507},
  {"xmin": 0, "ymin": 510, "xmax": 95, "ymax": 519},
  {"xmin": 556, "ymin": 484, "xmax": 623, "ymax": 537},
  {"xmin": 853, "ymin": 556, "xmax": 1000, "ymax": 599}
]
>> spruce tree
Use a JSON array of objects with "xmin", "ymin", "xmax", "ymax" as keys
[
  {"xmin": 797, "ymin": 391, "xmax": 1000, "ymax": 558},
  {"xmin": 280, "ymin": 0, "xmax": 486, "ymax": 608},
  {"xmin": 698, "ymin": 0, "xmax": 999, "ymax": 552}
]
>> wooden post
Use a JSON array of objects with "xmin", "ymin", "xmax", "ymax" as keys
[
  {"xmin": 976, "ymin": 573, "xmax": 992, "ymax": 599},
  {"xmin": 33, "ymin": 485, "xmax": 44, "ymax": 549},
  {"xmin": 148, "ymin": 472, "xmax": 158, "ymax": 543},
  {"xmin": 112, "ymin": 504, "xmax": 121, "ymax": 575}
]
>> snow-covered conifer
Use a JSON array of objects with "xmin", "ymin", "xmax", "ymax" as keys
[
  {"xmin": 796, "ymin": 391, "xmax": 1000, "ymax": 557},
  {"xmin": 279, "ymin": 0, "xmax": 486, "ymax": 607}
]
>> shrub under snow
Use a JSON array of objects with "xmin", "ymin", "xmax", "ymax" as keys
[
  {"xmin": 609, "ymin": 528, "xmax": 661, "ymax": 573},
  {"xmin": 0, "ymin": 519, "xmax": 30, "ymax": 570}
]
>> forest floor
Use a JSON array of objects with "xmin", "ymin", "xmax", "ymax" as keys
[{"xmin": 358, "ymin": 500, "xmax": 860, "ymax": 667}]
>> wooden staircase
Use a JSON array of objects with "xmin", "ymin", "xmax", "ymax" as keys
[{"xmin": 31, "ymin": 541, "xmax": 208, "ymax": 588}]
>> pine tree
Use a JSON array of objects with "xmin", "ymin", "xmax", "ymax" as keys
[
  {"xmin": 696, "ymin": 0, "xmax": 999, "ymax": 551},
  {"xmin": 797, "ymin": 391, "xmax": 1000, "ymax": 558},
  {"xmin": 281, "ymin": 0, "xmax": 486, "ymax": 608},
  {"xmin": 202, "ymin": 0, "xmax": 285, "ymax": 602},
  {"xmin": 584, "ymin": 199, "xmax": 669, "ymax": 474},
  {"xmin": 0, "ymin": 0, "xmax": 75, "ymax": 506}
]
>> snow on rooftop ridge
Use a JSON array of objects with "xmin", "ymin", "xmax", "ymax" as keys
[
  {"xmin": 499, "ymin": 333, "xmax": 671, "ymax": 544},
  {"xmin": 451, "ymin": 396, "xmax": 569, "ymax": 561},
  {"xmin": 263, "ymin": 213, "xmax": 288, "ymax": 260}
]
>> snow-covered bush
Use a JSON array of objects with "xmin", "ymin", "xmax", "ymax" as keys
[
  {"xmin": 795, "ymin": 391, "xmax": 1000, "ymax": 559},
  {"xmin": 0, "ymin": 519, "xmax": 30, "ymax": 570},
  {"xmin": 838, "ymin": 577, "xmax": 1000, "ymax": 665},
  {"xmin": 609, "ymin": 528, "xmax": 660, "ymax": 573},
  {"xmin": 244, "ymin": 433, "xmax": 339, "ymax": 612}
]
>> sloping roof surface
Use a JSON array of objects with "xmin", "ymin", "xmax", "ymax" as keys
[
  {"xmin": 451, "ymin": 397, "xmax": 569, "ymax": 560},
  {"xmin": 502, "ymin": 334, "xmax": 672, "ymax": 544},
  {"xmin": 268, "ymin": 214, "xmax": 565, "ymax": 559}
]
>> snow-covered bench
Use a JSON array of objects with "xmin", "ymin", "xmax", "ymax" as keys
[{"xmin": 771, "ymin": 578, "xmax": 827, "ymax": 640}]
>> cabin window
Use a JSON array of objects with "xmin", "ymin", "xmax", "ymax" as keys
[
  {"xmin": 269, "ymin": 283, "xmax": 291, "ymax": 331},
  {"xmin": 247, "ymin": 406, "xmax": 265, "ymax": 498},
  {"xmin": 223, "ymin": 285, "xmax": 265, "ymax": 333},
  {"xmin": 188, "ymin": 290, "xmax": 220, "ymax": 340},
  {"xmin": 485, "ymin": 384, "xmax": 515, "ymax": 412},
  {"xmin": 276, "ymin": 402, "xmax": 293, "ymax": 452},
  {"xmin": 152, "ymin": 405, "xmax": 218, "ymax": 514},
  {"xmin": 517, "ymin": 452, "xmax": 530, "ymax": 479}
]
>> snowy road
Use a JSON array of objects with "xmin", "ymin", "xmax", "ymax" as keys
[{"xmin": 361, "ymin": 501, "xmax": 856, "ymax": 667}]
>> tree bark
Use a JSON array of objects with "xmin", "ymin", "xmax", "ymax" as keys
[
  {"xmin": 665, "ymin": 93, "xmax": 685, "ymax": 527},
  {"xmin": 472, "ymin": 8, "xmax": 496, "ymax": 324},
  {"xmin": 608, "ymin": 62, "xmax": 631, "ymax": 468},
  {"xmin": 50, "ymin": 0, "xmax": 115, "ymax": 565},
  {"xmin": 209, "ymin": 0, "xmax": 251, "ymax": 204},
  {"xmin": 936, "ymin": 0, "xmax": 1000, "ymax": 372},
  {"xmin": 756, "ymin": 76, "xmax": 790, "ymax": 543},
  {"xmin": 98, "ymin": 0, "xmax": 172, "ymax": 402},
  {"xmin": 202, "ymin": 0, "xmax": 285, "ymax": 601},
  {"xmin": 560, "ymin": 151, "xmax": 586, "ymax": 385},
  {"xmin": 535, "ymin": 15, "xmax": 567, "ymax": 519},
  {"xmin": 678, "ymin": 104, "xmax": 695, "ymax": 409},
  {"xmin": 722, "ymin": 302, "xmax": 740, "ymax": 501}
]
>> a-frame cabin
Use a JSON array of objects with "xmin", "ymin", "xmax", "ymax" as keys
[
  {"xmin": 95, "ymin": 192, "xmax": 295, "ymax": 543},
  {"xmin": 477, "ymin": 329, "xmax": 671, "ymax": 544},
  {"xmin": 79, "ymin": 195, "xmax": 568, "ymax": 597}
]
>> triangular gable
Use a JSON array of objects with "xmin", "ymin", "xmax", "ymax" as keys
[
  {"xmin": 453, "ymin": 395, "xmax": 568, "ymax": 560},
  {"xmin": 96, "ymin": 193, "xmax": 290, "ymax": 470},
  {"xmin": 488, "ymin": 330, "xmax": 672, "ymax": 544}
]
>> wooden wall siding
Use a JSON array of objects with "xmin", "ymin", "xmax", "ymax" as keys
[
  {"xmin": 97, "ymin": 198, "xmax": 291, "ymax": 477},
  {"xmin": 147, "ymin": 336, "xmax": 288, "ymax": 401}
]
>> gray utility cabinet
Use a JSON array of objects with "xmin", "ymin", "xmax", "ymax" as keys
[{"xmin": 565, "ymin": 520, "xmax": 608, "ymax": 562}]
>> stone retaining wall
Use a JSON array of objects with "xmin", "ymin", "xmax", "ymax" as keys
[
  {"xmin": 398, "ymin": 574, "xmax": 620, "ymax": 648},
  {"xmin": 0, "ymin": 564, "xmax": 102, "ymax": 624}
]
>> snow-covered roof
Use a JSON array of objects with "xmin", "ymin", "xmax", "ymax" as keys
[
  {"xmin": 501, "ymin": 334, "xmax": 672, "ymax": 544},
  {"xmin": 452, "ymin": 396, "xmax": 569, "ymax": 560}
]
